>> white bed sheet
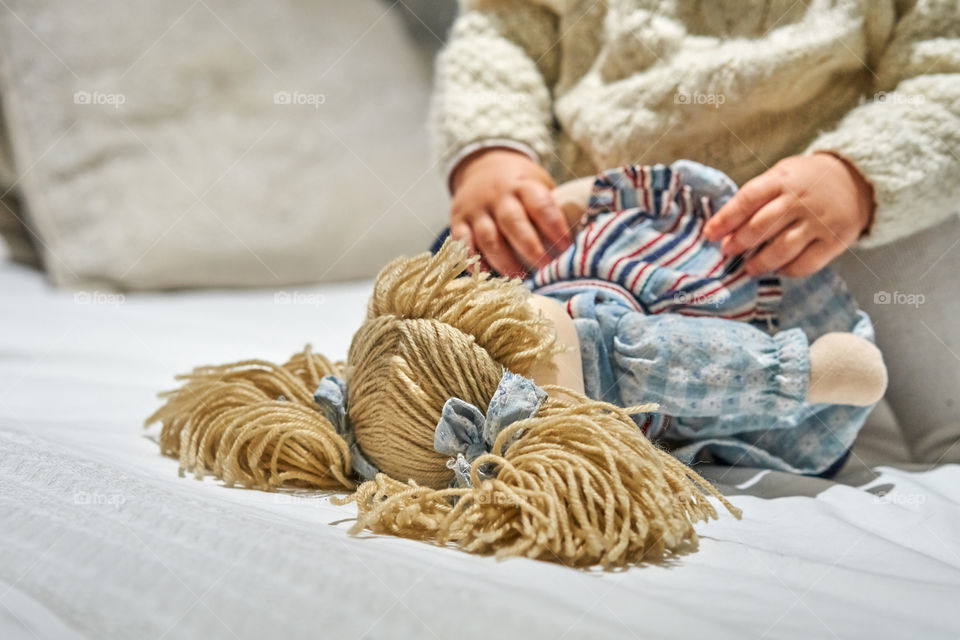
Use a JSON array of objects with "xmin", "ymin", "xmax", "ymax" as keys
[{"xmin": 1, "ymin": 258, "xmax": 959, "ymax": 640}]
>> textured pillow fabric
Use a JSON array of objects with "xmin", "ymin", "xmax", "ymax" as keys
[{"xmin": 0, "ymin": 0, "xmax": 445, "ymax": 289}]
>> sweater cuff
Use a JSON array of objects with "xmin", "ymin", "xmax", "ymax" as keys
[
  {"xmin": 444, "ymin": 138, "xmax": 541, "ymax": 194},
  {"xmin": 803, "ymin": 112, "xmax": 922, "ymax": 249}
]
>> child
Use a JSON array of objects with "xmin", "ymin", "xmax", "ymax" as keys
[
  {"xmin": 430, "ymin": 1, "xmax": 960, "ymax": 466},
  {"xmin": 431, "ymin": 1, "xmax": 959, "ymax": 278}
]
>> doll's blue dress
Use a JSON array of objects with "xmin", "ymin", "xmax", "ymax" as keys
[{"xmin": 432, "ymin": 160, "xmax": 876, "ymax": 477}]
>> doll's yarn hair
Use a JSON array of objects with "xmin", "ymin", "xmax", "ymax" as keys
[{"xmin": 146, "ymin": 239, "xmax": 740, "ymax": 566}]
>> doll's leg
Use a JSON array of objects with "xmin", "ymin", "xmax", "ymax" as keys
[
  {"xmin": 663, "ymin": 400, "xmax": 874, "ymax": 475},
  {"xmin": 611, "ymin": 309, "xmax": 885, "ymax": 414}
]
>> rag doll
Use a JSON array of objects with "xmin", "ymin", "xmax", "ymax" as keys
[{"xmin": 147, "ymin": 160, "xmax": 886, "ymax": 567}]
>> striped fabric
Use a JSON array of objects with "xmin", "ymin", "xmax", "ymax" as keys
[{"xmin": 530, "ymin": 162, "xmax": 782, "ymax": 330}]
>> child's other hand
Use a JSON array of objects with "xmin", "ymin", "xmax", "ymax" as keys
[
  {"xmin": 703, "ymin": 153, "xmax": 874, "ymax": 277},
  {"xmin": 450, "ymin": 148, "xmax": 572, "ymax": 277}
]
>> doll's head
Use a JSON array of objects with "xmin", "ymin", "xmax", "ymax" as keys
[
  {"xmin": 343, "ymin": 239, "xmax": 558, "ymax": 488},
  {"xmin": 147, "ymin": 239, "xmax": 739, "ymax": 566}
]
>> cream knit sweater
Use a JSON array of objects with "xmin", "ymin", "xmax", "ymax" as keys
[{"xmin": 429, "ymin": 0, "xmax": 960, "ymax": 248}]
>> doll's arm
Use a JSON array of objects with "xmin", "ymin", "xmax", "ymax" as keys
[{"xmin": 609, "ymin": 312, "xmax": 885, "ymax": 417}]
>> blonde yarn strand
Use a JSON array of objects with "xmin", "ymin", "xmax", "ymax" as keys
[{"xmin": 145, "ymin": 346, "xmax": 355, "ymax": 491}]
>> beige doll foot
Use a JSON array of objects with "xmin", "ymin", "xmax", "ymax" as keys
[{"xmin": 806, "ymin": 332, "xmax": 888, "ymax": 406}]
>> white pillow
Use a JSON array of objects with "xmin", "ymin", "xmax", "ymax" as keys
[{"xmin": 0, "ymin": 0, "xmax": 445, "ymax": 288}]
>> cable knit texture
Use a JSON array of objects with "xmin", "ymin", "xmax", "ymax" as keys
[{"xmin": 429, "ymin": 0, "xmax": 960, "ymax": 248}]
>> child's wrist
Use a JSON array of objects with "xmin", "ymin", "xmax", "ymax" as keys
[
  {"xmin": 813, "ymin": 150, "xmax": 877, "ymax": 239},
  {"xmin": 450, "ymin": 146, "xmax": 537, "ymax": 194}
]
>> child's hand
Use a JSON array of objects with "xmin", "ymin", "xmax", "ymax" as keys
[
  {"xmin": 450, "ymin": 148, "xmax": 572, "ymax": 277},
  {"xmin": 703, "ymin": 153, "xmax": 874, "ymax": 277}
]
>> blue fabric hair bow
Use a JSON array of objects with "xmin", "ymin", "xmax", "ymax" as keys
[
  {"xmin": 313, "ymin": 370, "xmax": 546, "ymax": 488},
  {"xmin": 314, "ymin": 375, "xmax": 381, "ymax": 481},
  {"xmin": 433, "ymin": 370, "xmax": 547, "ymax": 488}
]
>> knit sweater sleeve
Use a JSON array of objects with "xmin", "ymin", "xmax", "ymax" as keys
[
  {"xmin": 428, "ymin": 1, "xmax": 561, "ymax": 182},
  {"xmin": 805, "ymin": 0, "xmax": 960, "ymax": 248}
]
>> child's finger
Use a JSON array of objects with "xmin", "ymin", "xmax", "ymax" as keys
[
  {"xmin": 744, "ymin": 222, "xmax": 812, "ymax": 275},
  {"xmin": 517, "ymin": 182, "xmax": 571, "ymax": 256},
  {"xmin": 494, "ymin": 196, "xmax": 552, "ymax": 269},
  {"xmin": 704, "ymin": 174, "xmax": 781, "ymax": 241},
  {"xmin": 779, "ymin": 240, "xmax": 834, "ymax": 278},
  {"xmin": 450, "ymin": 223, "xmax": 476, "ymax": 254},
  {"xmin": 472, "ymin": 214, "xmax": 527, "ymax": 277},
  {"xmin": 721, "ymin": 195, "xmax": 796, "ymax": 256},
  {"xmin": 451, "ymin": 224, "xmax": 489, "ymax": 275}
]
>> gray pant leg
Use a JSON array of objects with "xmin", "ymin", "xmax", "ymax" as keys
[{"xmin": 833, "ymin": 214, "xmax": 960, "ymax": 464}]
